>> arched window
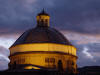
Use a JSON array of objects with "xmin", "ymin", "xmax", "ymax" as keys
[
  {"xmin": 72, "ymin": 61, "xmax": 74, "ymax": 65},
  {"xmin": 41, "ymin": 19, "xmax": 44, "ymax": 25},
  {"xmin": 58, "ymin": 60, "xmax": 63, "ymax": 71},
  {"xmin": 45, "ymin": 19, "xmax": 48, "ymax": 24},
  {"xmin": 13, "ymin": 61, "xmax": 16, "ymax": 69}
]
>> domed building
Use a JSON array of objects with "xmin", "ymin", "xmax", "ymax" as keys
[{"xmin": 9, "ymin": 10, "xmax": 77, "ymax": 74}]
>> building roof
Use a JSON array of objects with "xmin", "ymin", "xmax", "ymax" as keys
[
  {"xmin": 37, "ymin": 9, "xmax": 49, "ymax": 16},
  {"xmin": 11, "ymin": 26, "xmax": 72, "ymax": 47}
]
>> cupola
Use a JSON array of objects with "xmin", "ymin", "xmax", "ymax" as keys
[{"xmin": 36, "ymin": 9, "xmax": 50, "ymax": 27}]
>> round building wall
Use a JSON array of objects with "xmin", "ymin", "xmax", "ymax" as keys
[
  {"xmin": 10, "ymin": 43, "xmax": 77, "ymax": 56},
  {"xmin": 9, "ymin": 52, "xmax": 77, "ymax": 73}
]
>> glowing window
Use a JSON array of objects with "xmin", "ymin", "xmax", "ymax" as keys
[{"xmin": 45, "ymin": 58, "xmax": 55, "ymax": 63}]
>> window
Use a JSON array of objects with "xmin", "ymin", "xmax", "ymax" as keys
[
  {"xmin": 72, "ymin": 61, "xmax": 74, "ymax": 65},
  {"xmin": 45, "ymin": 19, "xmax": 48, "ymax": 24},
  {"xmin": 45, "ymin": 58, "xmax": 56, "ymax": 68},
  {"xmin": 67, "ymin": 60, "xmax": 74, "ymax": 65},
  {"xmin": 45, "ymin": 58, "xmax": 55, "ymax": 63}
]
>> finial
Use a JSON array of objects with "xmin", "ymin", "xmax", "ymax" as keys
[
  {"xmin": 41, "ymin": 8, "xmax": 47, "ymax": 14},
  {"xmin": 37, "ymin": 9, "xmax": 49, "ymax": 16}
]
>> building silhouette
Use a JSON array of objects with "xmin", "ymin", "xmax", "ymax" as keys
[
  {"xmin": 78, "ymin": 66, "xmax": 100, "ymax": 75},
  {"xmin": 8, "ymin": 10, "xmax": 77, "ymax": 74}
]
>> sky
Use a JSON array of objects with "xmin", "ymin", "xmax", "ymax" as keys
[{"xmin": 0, "ymin": 0, "xmax": 100, "ymax": 71}]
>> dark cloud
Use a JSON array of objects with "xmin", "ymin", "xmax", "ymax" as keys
[
  {"xmin": 86, "ymin": 43, "xmax": 100, "ymax": 52},
  {"xmin": 50, "ymin": 0, "xmax": 100, "ymax": 34},
  {"xmin": 70, "ymin": 40, "xmax": 100, "ymax": 67},
  {"xmin": 0, "ymin": 0, "xmax": 100, "ymax": 35}
]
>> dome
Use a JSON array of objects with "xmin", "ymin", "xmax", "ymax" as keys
[
  {"xmin": 9, "ymin": 10, "xmax": 77, "ymax": 73},
  {"xmin": 11, "ymin": 26, "xmax": 72, "ymax": 47}
]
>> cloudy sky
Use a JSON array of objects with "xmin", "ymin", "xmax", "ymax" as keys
[{"xmin": 0, "ymin": 0, "xmax": 100, "ymax": 70}]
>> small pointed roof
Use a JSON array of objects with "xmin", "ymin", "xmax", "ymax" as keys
[{"xmin": 37, "ymin": 9, "xmax": 49, "ymax": 16}]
